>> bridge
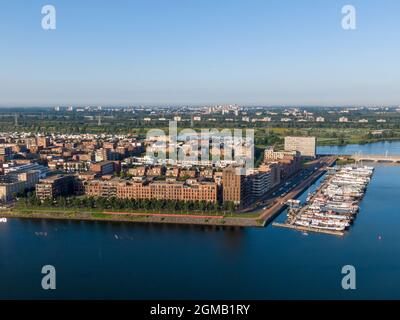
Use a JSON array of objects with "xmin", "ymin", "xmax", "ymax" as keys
[{"xmin": 351, "ymin": 153, "xmax": 400, "ymax": 163}]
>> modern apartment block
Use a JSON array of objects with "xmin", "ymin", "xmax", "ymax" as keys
[
  {"xmin": 90, "ymin": 161, "xmax": 115, "ymax": 176},
  {"xmin": 264, "ymin": 148, "xmax": 286, "ymax": 161},
  {"xmin": 222, "ymin": 166, "xmax": 249, "ymax": 206},
  {"xmin": 36, "ymin": 175, "xmax": 75, "ymax": 200},
  {"xmin": 37, "ymin": 136, "xmax": 50, "ymax": 148},
  {"xmin": 0, "ymin": 146, "xmax": 13, "ymax": 162},
  {"xmin": 264, "ymin": 147, "xmax": 302, "ymax": 179},
  {"xmin": 0, "ymin": 170, "xmax": 40, "ymax": 202},
  {"xmin": 259, "ymin": 163, "xmax": 281, "ymax": 187},
  {"xmin": 284, "ymin": 136, "xmax": 316, "ymax": 158},
  {"xmin": 246, "ymin": 169, "xmax": 272, "ymax": 199},
  {"xmin": 95, "ymin": 148, "xmax": 112, "ymax": 162},
  {"xmin": 84, "ymin": 178, "xmax": 218, "ymax": 203}
]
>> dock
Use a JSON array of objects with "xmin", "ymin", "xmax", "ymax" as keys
[{"xmin": 272, "ymin": 222, "xmax": 345, "ymax": 236}]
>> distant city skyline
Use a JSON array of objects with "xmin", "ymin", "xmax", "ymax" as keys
[{"xmin": 1, "ymin": 0, "xmax": 400, "ymax": 106}]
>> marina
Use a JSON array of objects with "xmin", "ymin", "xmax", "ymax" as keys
[{"xmin": 273, "ymin": 165, "xmax": 374, "ymax": 236}]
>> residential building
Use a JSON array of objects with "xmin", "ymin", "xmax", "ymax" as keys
[
  {"xmin": 37, "ymin": 136, "xmax": 50, "ymax": 148},
  {"xmin": 36, "ymin": 175, "xmax": 75, "ymax": 200},
  {"xmin": 222, "ymin": 166, "xmax": 249, "ymax": 206},
  {"xmin": 284, "ymin": 136, "xmax": 316, "ymax": 158},
  {"xmin": 0, "ymin": 170, "xmax": 40, "ymax": 202},
  {"xmin": 84, "ymin": 178, "xmax": 218, "ymax": 203},
  {"xmin": 91, "ymin": 161, "xmax": 115, "ymax": 176},
  {"xmin": 246, "ymin": 169, "xmax": 272, "ymax": 198}
]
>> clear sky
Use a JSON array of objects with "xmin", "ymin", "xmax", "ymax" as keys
[{"xmin": 1, "ymin": 0, "xmax": 399, "ymax": 107}]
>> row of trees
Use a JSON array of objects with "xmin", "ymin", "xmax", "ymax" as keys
[{"xmin": 20, "ymin": 193, "xmax": 237, "ymax": 213}]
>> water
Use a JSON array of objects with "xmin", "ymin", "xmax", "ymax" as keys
[
  {"xmin": 317, "ymin": 140, "xmax": 400, "ymax": 156},
  {"xmin": 1, "ymin": 143, "xmax": 400, "ymax": 299}
]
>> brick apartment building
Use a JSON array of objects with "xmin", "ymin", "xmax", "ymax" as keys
[
  {"xmin": 36, "ymin": 175, "xmax": 75, "ymax": 200},
  {"xmin": 84, "ymin": 178, "xmax": 218, "ymax": 203},
  {"xmin": 264, "ymin": 148, "xmax": 302, "ymax": 180},
  {"xmin": 91, "ymin": 161, "xmax": 115, "ymax": 176},
  {"xmin": 222, "ymin": 166, "xmax": 249, "ymax": 207}
]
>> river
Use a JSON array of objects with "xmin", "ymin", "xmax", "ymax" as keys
[{"xmin": 1, "ymin": 141, "xmax": 400, "ymax": 299}]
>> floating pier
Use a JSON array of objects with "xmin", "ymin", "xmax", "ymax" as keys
[{"xmin": 272, "ymin": 222, "xmax": 345, "ymax": 236}]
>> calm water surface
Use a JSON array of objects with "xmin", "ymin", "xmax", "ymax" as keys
[
  {"xmin": 318, "ymin": 140, "xmax": 400, "ymax": 155},
  {"xmin": 1, "ymin": 142, "xmax": 400, "ymax": 299}
]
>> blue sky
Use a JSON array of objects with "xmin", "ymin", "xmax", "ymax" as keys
[{"xmin": 1, "ymin": 0, "xmax": 399, "ymax": 106}]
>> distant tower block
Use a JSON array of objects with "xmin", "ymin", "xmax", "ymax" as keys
[
  {"xmin": 284, "ymin": 136, "xmax": 316, "ymax": 158},
  {"xmin": 14, "ymin": 113, "xmax": 18, "ymax": 126},
  {"xmin": 97, "ymin": 115, "xmax": 102, "ymax": 126}
]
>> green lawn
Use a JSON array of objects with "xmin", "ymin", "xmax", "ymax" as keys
[{"xmin": 13, "ymin": 205, "xmax": 232, "ymax": 217}]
